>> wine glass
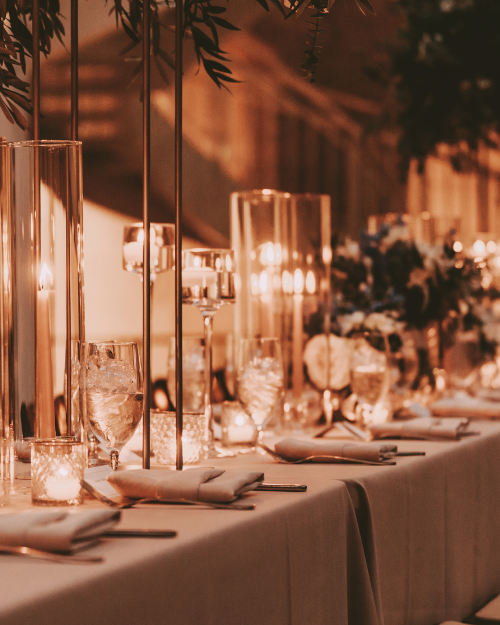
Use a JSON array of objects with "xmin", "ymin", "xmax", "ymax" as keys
[
  {"xmin": 84, "ymin": 341, "xmax": 143, "ymax": 470},
  {"xmin": 182, "ymin": 249, "xmax": 235, "ymax": 457},
  {"xmin": 236, "ymin": 338, "xmax": 284, "ymax": 437},
  {"xmin": 349, "ymin": 331, "xmax": 389, "ymax": 426}
]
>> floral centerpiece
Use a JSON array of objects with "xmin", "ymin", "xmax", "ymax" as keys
[{"xmin": 303, "ymin": 218, "xmax": 500, "ymax": 396}]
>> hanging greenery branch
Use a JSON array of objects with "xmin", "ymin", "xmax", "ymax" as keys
[
  {"xmin": 0, "ymin": 0, "xmax": 375, "ymax": 130},
  {"xmin": 283, "ymin": 0, "xmax": 374, "ymax": 83}
]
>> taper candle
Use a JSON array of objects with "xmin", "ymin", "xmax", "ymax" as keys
[{"xmin": 36, "ymin": 264, "xmax": 55, "ymax": 438}]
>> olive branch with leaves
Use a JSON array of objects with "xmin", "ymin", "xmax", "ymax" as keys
[{"xmin": 0, "ymin": 0, "xmax": 374, "ymax": 131}]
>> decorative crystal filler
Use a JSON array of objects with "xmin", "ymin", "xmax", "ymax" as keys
[
  {"xmin": 151, "ymin": 411, "xmax": 205, "ymax": 465},
  {"xmin": 31, "ymin": 440, "xmax": 85, "ymax": 506}
]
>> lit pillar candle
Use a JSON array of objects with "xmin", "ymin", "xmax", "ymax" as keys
[
  {"xmin": 36, "ymin": 264, "xmax": 55, "ymax": 439},
  {"xmin": 292, "ymin": 268, "xmax": 304, "ymax": 403},
  {"xmin": 181, "ymin": 266, "xmax": 218, "ymax": 287}
]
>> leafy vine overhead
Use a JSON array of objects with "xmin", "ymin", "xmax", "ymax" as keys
[
  {"xmin": 0, "ymin": 0, "xmax": 374, "ymax": 131},
  {"xmin": 389, "ymin": 0, "xmax": 500, "ymax": 173}
]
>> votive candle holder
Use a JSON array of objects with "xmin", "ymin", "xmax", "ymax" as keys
[
  {"xmin": 221, "ymin": 401, "xmax": 257, "ymax": 451},
  {"xmin": 31, "ymin": 439, "xmax": 85, "ymax": 506},
  {"xmin": 151, "ymin": 411, "xmax": 204, "ymax": 465}
]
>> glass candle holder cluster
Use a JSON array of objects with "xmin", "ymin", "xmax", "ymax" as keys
[
  {"xmin": 230, "ymin": 190, "xmax": 332, "ymax": 428},
  {"xmin": 151, "ymin": 410, "xmax": 205, "ymax": 465},
  {"xmin": 31, "ymin": 439, "xmax": 85, "ymax": 506}
]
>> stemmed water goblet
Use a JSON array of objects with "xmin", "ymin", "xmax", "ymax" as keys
[
  {"xmin": 84, "ymin": 341, "xmax": 144, "ymax": 470},
  {"xmin": 349, "ymin": 331, "xmax": 389, "ymax": 427},
  {"xmin": 236, "ymin": 337, "xmax": 284, "ymax": 441},
  {"xmin": 182, "ymin": 249, "xmax": 235, "ymax": 458}
]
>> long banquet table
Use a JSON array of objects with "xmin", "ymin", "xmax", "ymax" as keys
[{"xmin": 1, "ymin": 420, "xmax": 500, "ymax": 625}]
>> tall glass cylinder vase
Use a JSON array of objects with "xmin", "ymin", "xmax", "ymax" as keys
[
  {"xmin": 0, "ymin": 139, "xmax": 12, "ymax": 502},
  {"xmin": 6, "ymin": 141, "xmax": 84, "ymax": 459},
  {"xmin": 230, "ymin": 190, "xmax": 331, "ymax": 429}
]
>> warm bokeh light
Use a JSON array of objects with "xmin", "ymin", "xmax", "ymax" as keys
[
  {"xmin": 487, "ymin": 240, "xmax": 497, "ymax": 254},
  {"xmin": 293, "ymin": 268, "xmax": 304, "ymax": 294},
  {"xmin": 259, "ymin": 270, "xmax": 269, "ymax": 294},
  {"xmin": 453, "ymin": 241, "xmax": 462, "ymax": 253},
  {"xmin": 305, "ymin": 270, "xmax": 316, "ymax": 294},
  {"xmin": 473, "ymin": 239, "xmax": 486, "ymax": 255}
]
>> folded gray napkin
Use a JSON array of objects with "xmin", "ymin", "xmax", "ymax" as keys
[
  {"xmin": 369, "ymin": 417, "xmax": 470, "ymax": 441},
  {"xmin": 431, "ymin": 392, "xmax": 500, "ymax": 419},
  {"xmin": 0, "ymin": 509, "xmax": 121, "ymax": 553},
  {"xmin": 107, "ymin": 468, "xmax": 264, "ymax": 503},
  {"xmin": 274, "ymin": 438, "xmax": 397, "ymax": 463}
]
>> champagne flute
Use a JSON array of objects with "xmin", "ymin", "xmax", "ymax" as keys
[
  {"xmin": 237, "ymin": 338, "xmax": 284, "ymax": 436},
  {"xmin": 349, "ymin": 331, "xmax": 389, "ymax": 426},
  {"xmin": 85, "ymin": 341, "xmax": 143, "ymax": 470},
  {"xmin": 182, "ymin": 249, "xmax": 235, "ymax": 457}
]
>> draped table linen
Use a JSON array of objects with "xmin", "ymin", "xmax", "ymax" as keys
[{"xmin": 0, "ymin": 422, "xmax": 500, "ymax": 625}]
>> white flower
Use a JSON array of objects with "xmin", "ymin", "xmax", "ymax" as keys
[
  {"xmin": 303, "ymin": 334, "xmax": 352, "ymax": 390},
  {"xmin": 381, "ymin": 224, "xmax": 411, "ymax": 250},
  {"xmin": 364, "ymin": 312, "xmax": 403, "ymax": 335},
  {"xmin": 339, "ymin": 311, "xmax": 365, "ymax": 336}
]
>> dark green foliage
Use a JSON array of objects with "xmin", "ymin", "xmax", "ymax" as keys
[
  {"xmin": 0, "ymin": 0, "xmax": 374, "ymax": 129},
  {"xmin": 390, "ymin": 0, "xmax": 500, "ymax": 172}
]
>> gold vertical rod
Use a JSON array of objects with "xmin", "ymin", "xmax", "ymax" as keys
[
  {"xmin": 175, "ymin": 0, "xmax": 183, "ymax": 471},
  {"xmin": 65, "ymin": 147, "xmax": 72, "ymax": 436},
  {"xmin": 70, "ymin": 0, "xmax": 78, "ymax": 141},
  {"xmin": 32, "ymin": 0, "xmax": 41, "ymax": 437},
  {"xmin": 32, "ymin": 0, "xmax": 40, "ymax": 141},
  {"xmin": 142, "ymin": 0, "xmax": 151, "ymax": 469},
  {"xmin": 65, "ymin": 0, "xmax": 78, "ymax": 436}
]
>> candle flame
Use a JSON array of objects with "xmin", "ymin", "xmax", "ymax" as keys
[
  {"xmin": 305, "ymin": 270, "xmax": 316, "ymax": 294},
  {"xmin": 293, "ymin": 269, "xmax": 304, "ymax": 294},
  {"xmin": 39, "ymin": 264, "xmax": 53, "ymax": 290},
  {"xmin": 259, "ymin": 271, "xmax": 269, "ymax": 294}
]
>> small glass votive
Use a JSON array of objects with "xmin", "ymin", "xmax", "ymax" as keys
[
  {"xmin": 221, "ymin": 401, "xmax": 258, "ymax": 452},
  {"xmin": 31, "ymin": 440, "xmax": 85, "ymax": 506},
  {"xmin": 151, "ymin": 411, "xmax": 204, "ymax": 465}
]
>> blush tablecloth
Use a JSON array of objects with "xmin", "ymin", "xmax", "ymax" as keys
[
  {"xmin": 0, "ymin": 464, "xmax": 378, "ymax": 625},
  {"xmin": 0, "ymin": 421, "xmax": 499, "ymax": 625}
]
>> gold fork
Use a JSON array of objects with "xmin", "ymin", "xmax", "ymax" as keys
[
  {"xmin": 258, "ymin": 443, "xmax": 396, "ymax": 466},
  {"xmin": 0, "ymin": 544, "xmax": 103, "ymax": 564}
]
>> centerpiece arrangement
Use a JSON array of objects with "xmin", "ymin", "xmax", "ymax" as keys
[{"xmin": 302, "ymin": 218, "xmax": 500, "ymax": 404}]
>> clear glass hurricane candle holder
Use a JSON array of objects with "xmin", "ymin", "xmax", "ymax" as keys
[
  {"xmin": 151, "ymin": 411, "xmax": 205, "ymax": 465},
  {"xmin": 31, "ymin": 440, "xmax": 85, "ymax": 506}
]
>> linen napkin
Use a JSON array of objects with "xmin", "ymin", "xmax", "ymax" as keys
[
  {"xmin": 274, "ymin": 438, "xmax": 397, "ymax": 463},
  {"xmin": 369, "ymin": 417, "xmax": 470, "ymax": 441},
  {"xmin": 431, "ymin": 391, "xmax": 500, "ymax": 419},
  {"xmin": 107, "ymin": 468, "xmax": 264, "ymax": 503},
  {"xmin": 0, "ymin": 509, "xmax": 121, "ymax": 553}
]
